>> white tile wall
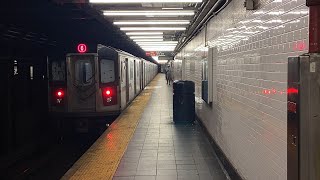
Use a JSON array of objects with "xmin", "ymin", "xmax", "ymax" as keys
[{"xmin": 175, "ymin": 0, "xmax": 309, "ymax": 179}]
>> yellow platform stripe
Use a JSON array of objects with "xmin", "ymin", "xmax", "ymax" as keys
[{"xmin": 62, "ymin": 75, "xmax": 160, "ymax": 180}]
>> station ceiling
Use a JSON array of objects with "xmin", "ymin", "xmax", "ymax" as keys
[
  {"xmin": 89, "ymin": 0, "xmax": 205, "ymax": 59},
  {"xmin": 0, "ymin": 0, "xmax": 217, "ymax": 63}
]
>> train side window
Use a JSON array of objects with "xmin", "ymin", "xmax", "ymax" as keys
[
  {"xmin": 130, "ymin": 61, "xmax": 133, "ymax": 80},
  {"xmin": 100, "ymin": 59, "xmax": 115, "ymax": 83},
  {"xmin": 51, "ymin": 61, "xmax": 65, "ymax": 81},
  {"xmin": 75, "ymin": 60, "xmax": 93, "ymax": 86}
]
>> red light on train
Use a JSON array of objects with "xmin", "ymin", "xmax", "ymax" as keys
[
  {"xmin": 102, "ymin": 87, "xmax": 117, "ymax": 106},
  {"xmin": 77, "ymin": 43, "xmax": 87, "ymax": 53},
  {"xmin": 105, "ymin": 90, "xmax": 111, "ymax": 96},
  {"xmin": 56, "ymin": 90, "xmax": 64, "ymax": 98},
  {"xmin": 287, "ymin": 88, "xmax": 299, "ymax": 94},
  {"xmin": 52, "ymin": 88, "xmax": 65, "ymax": 106}
]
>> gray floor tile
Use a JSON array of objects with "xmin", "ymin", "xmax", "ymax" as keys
[
  {"xmin": 157, "ymin": 164, "xmax": 177, "ymax": 170},
  {"xmin": 177, "ymin": 170, "xmax": 199, "ymax": 176},
  {"xmin": 134, "ymin": 176, "xmax": 156, "ymax": 180},
  {"xmin": 176, "ymin": 160, "xmax": 195, "ymax": 165},
  {"xmin": 136, "ymin": 170, "xmax": 157, "ymax": 176},
  {"xmin": 156, "ymin": 175, "xmax": 178, "ymax": 180},
  {"xmin": 178, "ymin": 175, "xmax": 200, "ymax": 180},
  {"xmin": 157, "ymin": 160, "xmax": 176, "ymax": 165},
  {"xmin": 113, "ymin": 75, "xmax": 227, "ymax": 180},
  {"xmin": 114, "ymin": 170, "xmax": 137, "ymax": 177},
  {"xmin": 157, "ymin": 170, "xmax": 178, "ymax": 176},
  {"xmin": 177, "ymin": 165, "xmax": 197, "ymax": 170},
  {"xmin": 113, "ymin": 177, "xmax": 135, "ymax": 180}
]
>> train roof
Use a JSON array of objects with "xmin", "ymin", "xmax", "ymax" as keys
[{"xmin": 97, "ymin": 44, "xmax": 155, "ymax": 64}]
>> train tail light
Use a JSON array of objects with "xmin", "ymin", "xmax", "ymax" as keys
[
  {"xmin": 52, "ymin": 88, "xmax": 65, "ymax": 106},
  {"xmin": 102, "ymin": 87, "xmax": 117, "ymax": 106}
]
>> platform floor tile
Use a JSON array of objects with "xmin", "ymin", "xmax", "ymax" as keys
[{"xmin": 114, "ymin": 75, "xmax": 228, "ymax": 180}]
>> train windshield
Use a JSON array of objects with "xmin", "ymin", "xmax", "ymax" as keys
[
  {"xmin": 100, "ymin": 59, "xmax": 115, "ymax": 83},
  {"xmin": 51, "ymin": 61, "xmax": 65, "ymax": 81},
  {"xmin": 74, "ymin": 60, "xmax": 94, "ymax": 86}
]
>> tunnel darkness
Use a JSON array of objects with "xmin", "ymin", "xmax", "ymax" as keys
[{"xmin": 0, "ymin": 0, "xmax": 156, "ymax": 165}]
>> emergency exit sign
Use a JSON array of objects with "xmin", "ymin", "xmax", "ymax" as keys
[{"xmin": 146, "ymin": 51, "xmax": 157, "ymax": 56}]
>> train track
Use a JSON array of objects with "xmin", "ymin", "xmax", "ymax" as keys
[{"xmin": 1, "ymin": 130, "xmax": 105, "ymax": 180}]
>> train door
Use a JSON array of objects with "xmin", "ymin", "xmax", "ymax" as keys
[
  {"xmin": 66, "ymin": 54, "xmax": 97, "ymax": 112},
  {"xmin": 125, "ymin": 58, "xmax": 129, "ymax": 104},
  {"xmin": 120, "ymin": 57, "xmax": 127, "ymax": 110},
  {"xmin": 136, "ymin": 60, "xmax": 140, "ymax": 93},
  {"xmin": 140, "ymin": 61, "xmax": 143, "ymax": 90},
  {"xmin": 134, "ymin": 60, "xmax": 136, "ymax": 95}
]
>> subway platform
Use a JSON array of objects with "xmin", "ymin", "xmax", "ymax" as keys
[{"xmin": 63, "ymin": 74, "xmax": 229, "ymax": 180}]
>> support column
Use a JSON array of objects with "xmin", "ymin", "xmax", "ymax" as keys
[{"xmin": 309, "ymin": 6, "xmax": 320, "ymax": 53}]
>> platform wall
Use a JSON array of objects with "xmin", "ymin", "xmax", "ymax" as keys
[{"xmin": 175, "ymin": 0, "xmax": 309, "ymax": 179}]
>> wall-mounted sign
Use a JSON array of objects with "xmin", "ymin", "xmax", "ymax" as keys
[{"xmin": 77, "ymin": 43, "xmax": 87, "ymax": 53}]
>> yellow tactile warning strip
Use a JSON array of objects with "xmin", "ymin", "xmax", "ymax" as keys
[{"xmin": 62, "ymin": 75, "xmax": 160, "ymax": 180}]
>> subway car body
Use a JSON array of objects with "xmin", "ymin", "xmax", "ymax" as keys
[{"xmin": 49, "ymin": 45, "xmax": 157, "ymax": 129}]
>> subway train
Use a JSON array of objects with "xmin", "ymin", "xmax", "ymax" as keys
[{"xmin": 49, "ymin": 44, "xmax": 158, "ymax": 130}]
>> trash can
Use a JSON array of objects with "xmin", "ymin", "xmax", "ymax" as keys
[{"xmin": 173, "ymin": 80, "xmax": 195, "ymax": 123}]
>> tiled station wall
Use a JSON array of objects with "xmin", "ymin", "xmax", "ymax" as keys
[{"xmin": 175, "ymin": 0, "xmax": 309, "ymax": 179}]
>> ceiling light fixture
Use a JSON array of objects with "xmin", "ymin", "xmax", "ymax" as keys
[
  {"xmin": 140, "ymin": 46, "xmax": 176, "ymax": 49},
  {"xmin": 114, "ymin": 20, "xmax": 190, "ymax": 25},
  {"xmin": 121, "ymin": 27, "xmax": 186, "ymax": 31},
  {"xmin": 103, "ymin": 10, "xmax": 194, "ymax": 16},
  {"xmin": 142, "ymin": 48, "xmax": 175, "ymax": 52},
  {"xmin": 162, "ymin": 7, "xmax": 184, "ymax": 10},
  {"xmin": 138, "ymin": 43, "xmax": 177, "ymax": 46},
  {"xmin": 91, "ymin": 0, "xmax": 202, "ymax": 3},
  {"xmin": 137, "ymin": 43, "xmax": 178, "ymax": 46},
  {"xmin": 130, "ymin": 36, "xmax": 163, "ymax": 39},
  {"xmin": 134, "ymin": 39, "xmax": 164, "ymax": 42},
  {"xmin": 136, "ymin": 41, "xmax": 178, "ymax": 44},
  {"xmin": 126, "ymin": 32, "xmax": 163, "ymax": 35}
]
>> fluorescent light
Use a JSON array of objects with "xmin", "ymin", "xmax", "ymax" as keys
[
  {"xmin": 142, "ymin": 48, "xmax": 175, "ymax": 52},
  {"xmin": 130, "ymin": 36, "xmax": 163, "ymax": 39},
  {"xmin": 136, "ymin": 41, "xmax": 178, "ymax": 44},
  {"xmin": 91, "ymin": 0, "xmax": 202, "ymax": 3},
  {"xmin": 138, "ymin": 44, "xmax": 177, "ymax": 47},
  {"xmin": 103, "ymin": 10, "xmax": 194, "ymax": 16},
  {"xmin": 138, "ymin": 43, "xmax": 177, "ymax": 45},
  {"xmin": 141, "ymin": 46, "xmax": 176, "ymax": 48},
  {"xmin": 134, "ymin": 39, "xmax": 164, "ymax": 42},
  {"xmin": 162, "ymin": 7, "xmax": 184, "ymax": 10},
  {"xmin": 114, "ymin": 20, "xmax": 190, "ymax": 25},
  {"xmin": 121, "ymin": 27, "xmax": 186, "ymax": 31},
  {"xmin": 126, "ymin": 32, "xmax": 163, "ymax": 35}
]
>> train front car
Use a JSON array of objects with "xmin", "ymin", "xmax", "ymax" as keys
[{"xmin": 49, "ymin": 45, "xmax": 120, "ymax": 132}]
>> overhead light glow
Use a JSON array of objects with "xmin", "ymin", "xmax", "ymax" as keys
[
  {"xmin": 103, "ymin": 10, "xmax": 194, "ymax": 16},
  {"xmin": 91, "ymin": 0, "xmax": 202, "ymax": 3},
  {"xmin": 136, "ymin": 41, "xmax": 178, "ymax": 44},
  {"xmin": 121, "ymin": 27, "xmax": 186, "ymax": 31},
  {"xmin": 126, "ymin": 32, "xmax": 163, "ymax": 35},
  {"xmin": 142, "ymin": 48, "xmax": 175, "ymax": 52},
  {"xmin": 130, "ymin": 36, "xmax": 163, "ymax": 39},
  {"xmin": 134, "ymin": 39, "xmax": 164, "ymax": 42},
  {"xmin": 138, "ymin": 43, "xmax": 177, "ymax": 47},
  {"xmin": 141, "ymin": 45, "xmax": 176, "ymax": 48},
  {"xmin": 114, "ymin": 20, "xmax": 190, "ymax": 25},
  {"xmin": 162, "ymin": 7, "xmax": 184, "ymax": 10}
]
